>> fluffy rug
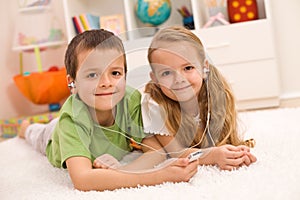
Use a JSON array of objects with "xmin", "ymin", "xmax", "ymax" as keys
[{"xmin": 1, "ymin": 107, "xmax": 300, "ymax": 200}]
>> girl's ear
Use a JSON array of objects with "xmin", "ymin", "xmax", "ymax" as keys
[
  {"xmin": 150, "ymin": 72, "xmax": 158, "ymax": 83},
  {"xmin": 203, "ymin": 60, "xmax": 210, "ymax": 79}
]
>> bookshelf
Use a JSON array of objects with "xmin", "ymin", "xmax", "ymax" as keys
[
  {"xmin": 62, "ymin": 0, "xmax": 280, "ymax": 110},
  {"xmin": 63, "ymin": 0, "xmax": 269, "ymax": 42},
  {"xmin": 13, "ymin": 2, "xmax": 66, "ymax": 52}
]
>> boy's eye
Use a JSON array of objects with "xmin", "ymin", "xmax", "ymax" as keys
[
  {"xmin": 184, "ymin": 66, "xmax": 195, "ymax": 71},
  {"xmin": 87, "ymin": 73, "xmax": 98, "ymax": 78},
  {"xmin": 112, "ymin": 71, "xmax": 122, "ymax": 76}
]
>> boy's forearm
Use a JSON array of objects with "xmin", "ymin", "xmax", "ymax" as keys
[
  {"xmin": 72, "ymin": 167, "xmax": 166, "ymax": 191},
  {"xmin": 118, "ymin": 150, "xmax": 167, "ymax": 172},
  {"xmin": 67, "ymin": 156, "xmax": 168, "ymax": 191}
]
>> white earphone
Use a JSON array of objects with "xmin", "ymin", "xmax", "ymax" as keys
[
  {"xmin": 203, "ymin": 68, "xmax": 210, "ymax": 74},
  {"xmin": 68, "ymin": 82, "xmax": 76, "ymax": 88}
]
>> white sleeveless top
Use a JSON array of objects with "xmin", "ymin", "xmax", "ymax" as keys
[{"xmin": 141, "ymin": 92, "xmax": 172, "ymax": 136}]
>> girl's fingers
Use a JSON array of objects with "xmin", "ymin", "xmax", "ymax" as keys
[
  {"xmin": 237, "ymin": 145, "xmax": 250, "ymax": 152},
  {"xmin": 227, "ymin": 150, "xmax": 244, "ymax": 159},
  {"xmin": 226, "ymin": 157, "xmax": 245, "ymax": 167},
  {"xmin": 243, "ymin": 155, "xmax": 251, "ymax": 166},
  {"xmin": 247, "ymin": 152, "xmax": 257, "ymax": 163}
]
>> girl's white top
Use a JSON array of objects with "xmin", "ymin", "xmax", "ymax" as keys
[{"xmin": 141, "ymin": 92, "xmax": 171, "ymax": 136}]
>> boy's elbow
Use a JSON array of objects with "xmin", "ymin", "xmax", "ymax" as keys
[{"xmin": 72, "ymin": 176, "xmax": 89, "ymax": 191}]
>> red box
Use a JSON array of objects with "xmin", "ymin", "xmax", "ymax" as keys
[{"xmin": 227, "ymin": 0, "xmax": 258, "ymax": 23}]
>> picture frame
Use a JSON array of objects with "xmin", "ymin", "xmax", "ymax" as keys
[{"xmin": 100, "ymin": 14, "xmax": 126, "ymax": 40}]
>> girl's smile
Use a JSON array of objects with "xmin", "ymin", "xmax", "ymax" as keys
[{"xmin": 150, "ymin": 46, "xmax": 204, "ymax": 103}]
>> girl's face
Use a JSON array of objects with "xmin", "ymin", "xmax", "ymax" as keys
[
  {"xmin": 150, "ymin": 46, "xmax": 205, "ymax": 103},
  {"xmin": 75, "ymin": 49, "xmax": 126, "ymax": 113}
]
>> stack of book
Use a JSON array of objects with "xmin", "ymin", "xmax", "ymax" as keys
[{"xmin": 72, "ymin": 13, "xmax": 100, "ymax": 34}]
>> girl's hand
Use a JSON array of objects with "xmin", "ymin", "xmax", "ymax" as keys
[
  {"xmin": 93, "ymin": 154, "xmax": 121, "ymax": 169},
  {"xmin": 211, "ymin": 145, "xmax": 251, "ymax": 170},
  {"xmin": 236, "ymin": 145, "xmax": 257, "ymax": 166}
]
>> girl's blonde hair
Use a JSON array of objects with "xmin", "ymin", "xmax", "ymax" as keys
[{"xmin": 145, "ymin": 26, "xmax": 248, "ymax": 148}]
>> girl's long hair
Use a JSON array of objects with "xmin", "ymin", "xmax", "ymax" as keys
[{"xmin": 145, "ymin": 26, "xmax": 246, "ymax": 148}]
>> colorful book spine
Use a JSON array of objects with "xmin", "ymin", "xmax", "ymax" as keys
[
  {"xmin": 86, "ymin": 13, "xmax": 100, "ymax": 29},
  {"xmin": 72, "ymin": 16, "xmax": 84, "ymax": 34},
  {"xmin": 79, "ymin": 14, "xmax": 91, "ymax": 30}
]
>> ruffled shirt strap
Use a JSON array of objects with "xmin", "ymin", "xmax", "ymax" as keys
[{"xmin": 141, "ymin": 92, "xmax": 171, "ymax": 136}]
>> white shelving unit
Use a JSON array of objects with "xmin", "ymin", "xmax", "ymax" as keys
[
  {"xmin": 13, "ymin": 3, "xmax": 66, "ymax": 52},
  {"xmin": 62, "ymin": 0, "xmax": 280, "ymax": 110}
]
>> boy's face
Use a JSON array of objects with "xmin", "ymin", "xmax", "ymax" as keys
[{"xmin": 75, "ymin": 49, "xmax": 126, "ymax": 112}]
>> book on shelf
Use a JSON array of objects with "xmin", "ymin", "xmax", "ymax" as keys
[
  {"xmin": 72, "ymin": 16, "xmax": 84, "ymax": 34},
  {"xmin": 72, "ymin": 13, "xmax": 100, "ymax": 34},
  {"xmin": 100, "ymin": 14, "xmax": 126, "ymax": 39},
  {"xmin": 86, "ymin": 14, "xmax": 100, "ymax": 30},
  {"xmin": 79, "ymin": 14, "xmax": 91, "ymax": 30}
]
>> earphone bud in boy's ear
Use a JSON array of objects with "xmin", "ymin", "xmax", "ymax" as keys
[{"xmin": 68, "ymin": 82, "xmax": 76, "ymax": 88}]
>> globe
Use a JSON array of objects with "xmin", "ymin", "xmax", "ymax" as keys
[{"xmin": 135, "ymin": 0, "xmax": 171, "ymax": 26}]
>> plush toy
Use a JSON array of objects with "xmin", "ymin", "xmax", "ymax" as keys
[
  {"xmin": 203, "ymin": 0, "xmax": 229, "ymax": 28},
  {"xmin": 227, "ymin": 0, "xmax": 258, "ymax": 23}
]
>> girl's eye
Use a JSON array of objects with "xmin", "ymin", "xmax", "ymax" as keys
[
  {"xmin": 161, "ymin": 71, "xmax": 172, "ymax": 77},
  {"xmin": 184, "ymin": 66, "xmax": 195, "ymax": 71},
  {"xmin": 87, "ymin": 73, "xmax": 98, "ymax": 79}
]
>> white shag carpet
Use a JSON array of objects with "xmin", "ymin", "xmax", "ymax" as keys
[{"xmin": 1, "ymin": 107, "xmax": 300, "ymax": 200}]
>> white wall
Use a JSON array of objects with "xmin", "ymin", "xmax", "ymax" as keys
[
  {"xmin": 270, "ymin": 0, "xmax": 300, "ymax": 99},
  {"xmin": 0, "ymin": 0, "xmax": 299, "ymax": 119}
]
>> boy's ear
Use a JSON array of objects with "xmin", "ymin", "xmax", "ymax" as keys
[
  {"xmin": 67, "ymin": 74, "xmax": 74, "ymax": 84},
  {"xmin": 66, "ymin": 74, "xmax": 77, "ymax": 94}
]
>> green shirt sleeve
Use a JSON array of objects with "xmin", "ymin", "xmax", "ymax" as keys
[
  {"xmin": 46, "ymin": 95, "xmax": 93, "ymax": 168},
  {"xmin": 125, "ymin": 87, "xmax": 146, "ymax": 143}
]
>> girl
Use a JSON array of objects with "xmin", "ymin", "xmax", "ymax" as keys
[{"xmin": 142, "ymin": 26, "xmax": 257, "ymax": 170}]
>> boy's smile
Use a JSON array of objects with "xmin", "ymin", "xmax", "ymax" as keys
[{"xmin": 75, "ymin": 49, "xmax": 126, "ymax": 115}]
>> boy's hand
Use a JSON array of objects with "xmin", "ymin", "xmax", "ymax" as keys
[
  {"xmin": 160, "ymin": 158, "xmax": 198, "ymax": 182},
  {"xmin": 93, "ymin": 154, "xmax": 121, "ymax": 169}
]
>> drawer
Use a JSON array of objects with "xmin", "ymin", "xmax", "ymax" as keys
[
  {"xmin": 196, "ymin": 20, "xmax": 276, "ymax": 66},
  {"xmin": 217, "ymin": 59, "xmax": 279, "ymax": 101}
]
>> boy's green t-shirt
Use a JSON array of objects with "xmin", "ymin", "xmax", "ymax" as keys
[{"xmin": 46, "ymin": 86, "xmax": 146, "ymax": 168}]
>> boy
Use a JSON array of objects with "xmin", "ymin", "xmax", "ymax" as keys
[{"xmin": 18, "ymin": 29, "xmax": 198, "ymax": 191}]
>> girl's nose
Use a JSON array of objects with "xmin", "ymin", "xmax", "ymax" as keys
[{"xmin": 174, "ymin": 72, "xmax": 185, "ymax": 84}]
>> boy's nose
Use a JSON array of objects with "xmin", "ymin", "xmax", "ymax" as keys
[{"xmin": 98, "ymin": 74, "xmax": 112, "ymax": 88}]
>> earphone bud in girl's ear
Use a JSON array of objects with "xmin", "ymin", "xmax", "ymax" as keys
[
  {"xmin": 68, "ymin": 82, "xmax": 76, "ymax": 88},
  {"xmin": 203, "ymin": 68, "xmax": 210, "ymax": 83},
  {"xmin": 203, "ymin": 68, "xmax": 210, "ymax": 74}
]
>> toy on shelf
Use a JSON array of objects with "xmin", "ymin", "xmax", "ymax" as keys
[
  {"xmin": 13, "ymin": 47, "xmax": 69, "ymax": 106},
  {"xmin": 203, "ymin": 0, "xmax": 229, "ymax": 28},
  {"xmin": 227, "ymin": 0, "xmax": 258, "ymax": 23},
  {"xmin": 19, "ymin": 0, "xmax": 51, "ymax": 8}
]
